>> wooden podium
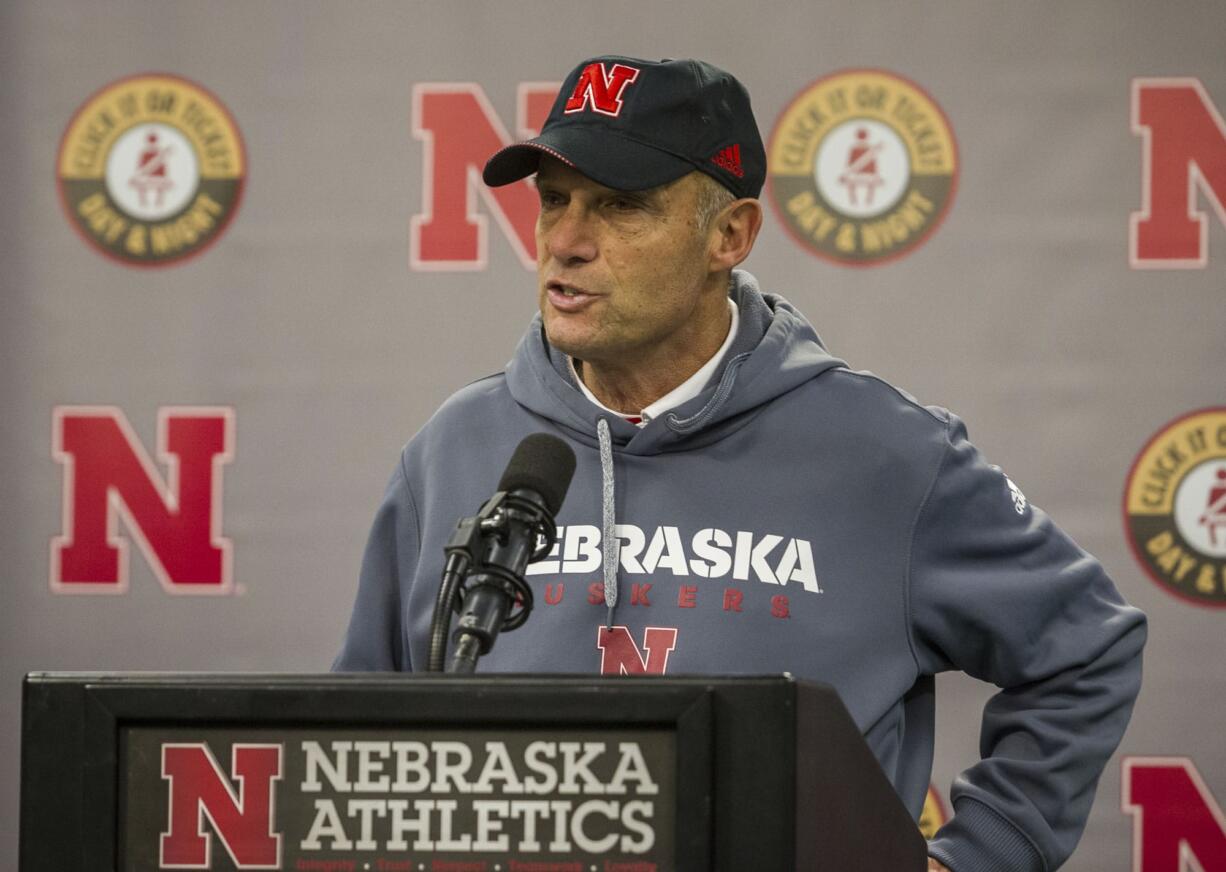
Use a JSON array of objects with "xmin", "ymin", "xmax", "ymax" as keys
[{"xmin": 21, "ymin": 673, "xmax": 926, "ymax": 871}]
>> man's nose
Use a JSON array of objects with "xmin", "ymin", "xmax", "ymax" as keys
[{"xmin": 545, "ymin": 203, "xmax": 598, "ymax": 264}]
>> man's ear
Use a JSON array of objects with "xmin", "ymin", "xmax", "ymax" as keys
[{"xmin": 709, "ymin": 198, "xmax": 764, "ymax": 272}]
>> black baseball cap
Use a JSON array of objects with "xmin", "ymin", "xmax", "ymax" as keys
[{"xmin": 483, "ymin": 56, "xmax": 766, "ymax": 199}]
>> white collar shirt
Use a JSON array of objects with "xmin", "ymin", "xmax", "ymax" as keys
[{"xmin": 568, "ymin": 297, "xmax": 740, "ymax": 427}]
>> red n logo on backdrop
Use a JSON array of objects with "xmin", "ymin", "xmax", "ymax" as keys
[
  {"xmin": 411, "ymin": 82, "xmax": 557, "ymax": 270},
  {"xmin": 51, "ymin": 406, "xmax": 235, "ymax": 594},
  {"xmin": 1131, "ymin": 78, "xmax": 1226, "ymax": 268},
  {"xmin": 597, "ymin": 626, "xmax": 678, "ymax": 675},
  {"xmin": 160, "ymin": 743, "xmax": 282, "ymax": 869},
  {"xmin": 1123, "ymin": 757, "xmax": 1226, "ymax": 872}
]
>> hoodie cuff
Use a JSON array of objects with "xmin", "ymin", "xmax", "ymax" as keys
[{"xmin": 927, "ymin": 797, "xmax": 1047, "ymax": 872}]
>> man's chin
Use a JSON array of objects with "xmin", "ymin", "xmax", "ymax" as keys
[
  {"xmin": 542, "ymin": 329, "xmax": 586, "ymax": 358},
  {"xmin": 542, "ymin": 321, "xmax": 603, "ymax": 361}
]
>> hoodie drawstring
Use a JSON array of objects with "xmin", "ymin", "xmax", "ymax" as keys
[
  {"xmin": 596, "ymin": 417, "xmax": 619, "ymax": 629},
  {"xmin": 595, "ymin": 353, "xmax": 749, "ymax": 626}
]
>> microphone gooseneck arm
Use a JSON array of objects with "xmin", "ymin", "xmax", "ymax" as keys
[{"xmin": 427, "ymin": 433, "xmax": 576, "ymax": 674}]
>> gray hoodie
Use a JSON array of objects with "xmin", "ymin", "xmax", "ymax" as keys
[{"xmin": 335, "ymin": 270, "xmax": 1146, "ymax": 872}]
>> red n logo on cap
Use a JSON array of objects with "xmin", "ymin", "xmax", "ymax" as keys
[{"xmin": 564, "ymin": 63, "xmax": 640, "ymax": 117}]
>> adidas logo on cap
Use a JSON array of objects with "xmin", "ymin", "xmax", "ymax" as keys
[{"xmin": 711, "ymin": 144, "xmax": 745, "ymax": 179}]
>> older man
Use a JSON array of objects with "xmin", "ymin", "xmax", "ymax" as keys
[{"xmin": 336, "ymin": 56, "xmax": 1145, "ymax": 872}]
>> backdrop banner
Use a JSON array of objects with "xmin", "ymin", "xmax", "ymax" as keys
[{"xmin": 3, "ymin": 2, "xmax": 1224, "ymax": 869}]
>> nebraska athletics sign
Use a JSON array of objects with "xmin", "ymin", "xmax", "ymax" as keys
[{"xmin": 126, "ymin": 727, "xmax": 676, "ymax": 870}]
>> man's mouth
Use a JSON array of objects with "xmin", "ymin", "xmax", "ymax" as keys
[
  {"xmin": 548, "ymin": 280, "xmax": 590, "ymax": 295},
  {"xmin": 545, "ymin": 281, "xmax": 599, "ymax": 310}
]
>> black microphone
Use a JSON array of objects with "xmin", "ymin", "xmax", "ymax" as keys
[{"xmin": 437, "ymin": 434, "xmax": 576, "ymax": 674}]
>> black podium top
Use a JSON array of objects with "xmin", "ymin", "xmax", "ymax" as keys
[{"xmin": 21, "ymin": 672, "xmax": 925, "ymax": 871}]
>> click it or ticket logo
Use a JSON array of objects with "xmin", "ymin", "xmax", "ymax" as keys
[
  {"xmin": 917, "ymin": 785, "xmax": 948, "ymax": 840},
  {"xmin": 56, "ymin": 73, "xmax": 245, "ymax": 267},
  {"xmin": 1123, "ymin": 407, "xmax": 1226, "ymax": 607},
  {"xmin": 767, "ymin": 69, "xmax": 957, "ymax": 267}
]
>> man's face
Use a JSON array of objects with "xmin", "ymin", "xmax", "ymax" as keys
[{"xmin": 534, "ymin": 157, "xmax": 718, "ymax": 367}]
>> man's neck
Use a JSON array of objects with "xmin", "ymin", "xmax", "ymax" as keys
[
  {"xmin": 574, "ymin": 359, "xmax": 673, "ymax": 415},
  {"xmin": 575, "ymin": 295, "xmax": 734, "ymax": 414}
]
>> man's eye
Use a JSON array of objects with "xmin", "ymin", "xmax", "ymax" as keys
[
  {"xmin": 539, "ymin": 191, "xmax": 564, "ymax": 207},
  {"xmin": 608, "ymin": 197, "xmax": 640, "ymax": 211}
]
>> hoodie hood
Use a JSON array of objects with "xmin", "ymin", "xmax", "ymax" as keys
[{"xmin": 505, "ymin": 270, "xmax": 847, "ymax": 454}]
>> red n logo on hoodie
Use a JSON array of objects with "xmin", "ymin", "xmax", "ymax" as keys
[
  {"xmin": 1123, "ymin": 757, "xmax": 1226, "ymax": 872},
  {"xmin": 597, "ymin": 626, "xmax": 678, "ymax": 674},
  {"xmin": 1131, "ymin": 78, "xmax": 1226, "ymax": 268}
]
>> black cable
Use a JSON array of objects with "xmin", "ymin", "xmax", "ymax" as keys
[{"xmin": 428, "ymin": 552, "xmax": 469, "ymax": 673}]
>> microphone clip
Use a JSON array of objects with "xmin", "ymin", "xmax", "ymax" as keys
[{"xmin": 428, "ymin": 491, "xmax": 557, "ymax": 672}]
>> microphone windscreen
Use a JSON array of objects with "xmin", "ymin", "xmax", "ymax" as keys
[{"xmin": 498, "ymin": 433, "xmax": 577, "ymax": 515}]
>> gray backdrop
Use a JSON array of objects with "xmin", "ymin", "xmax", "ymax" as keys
[{"xmin": 3, "ymin": 1, "xmax": 1224, "ymax": 869}]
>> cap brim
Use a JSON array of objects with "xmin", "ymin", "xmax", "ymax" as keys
[{"xmin": 483, "ymin": 126, "xmax": 696, "ymax": 192}]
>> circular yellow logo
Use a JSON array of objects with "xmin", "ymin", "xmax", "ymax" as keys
[
  {"xmin": 918, "ymin": 784, "xmax": 948, "ymax": 839},
  {"xmin": 767, "ymin": 70, "xmax": 958, "ymax": 266},
  {"xmin": 57, "ymin": 73, "xmax": 245, "ymax": 267},
  {"xmin": 1124, "ymin": 408, "xmax": 1226, "ymax": 608}
]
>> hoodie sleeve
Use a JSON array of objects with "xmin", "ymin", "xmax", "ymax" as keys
[
  {"xmin": 911, "ymin": 414, "xmax": 1146, "ymax": 872},
  {"xmin": 332, "ymin": 454, "xmax": 420, "ymax": 672}
]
